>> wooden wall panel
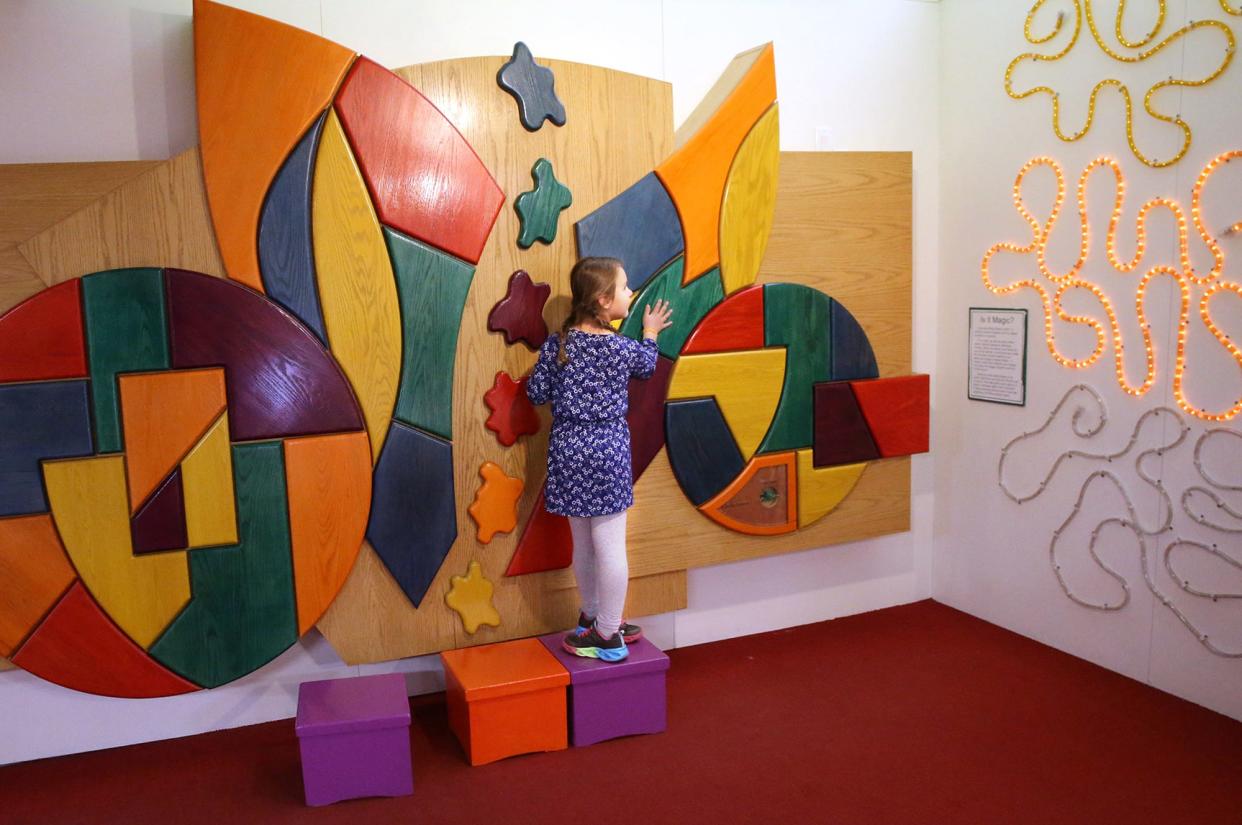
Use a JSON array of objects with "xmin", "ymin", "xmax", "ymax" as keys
[
  {"xmin": 316, "ymin": 56, "xmax": 678, "ymax": 662},
  {"xmin": 18, "ymin": 149, "xmax": 225, "ymax": 284},
  {"xmin": 0, "ymin": 161, "xmax": 158, "ymax": 247}
]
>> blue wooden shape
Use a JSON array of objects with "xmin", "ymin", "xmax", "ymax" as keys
[
  {"xmin": 258, "ymin": 110, "xmax": 330, "ymax": 345},
  {"xmin": 0, "ymin": 380, "xmax": 94, "ymax": 517},
  {"xmin": 829, "ymin": 299, "xmax": 878, "ymax": 381},
  {"xmin": 496, "ymin": 42, "xmax": 566, "ymax": 131},
  {"xmin": 574, "ymin": 172, "xmax": 684, "ymax": 292},
  {"xmin": 664, "ymin": 398, "xmax": 745, "ymax": 507},
  {"xmin": 366, "ymin": 421, "xmax": 457, "ymax": 608}
]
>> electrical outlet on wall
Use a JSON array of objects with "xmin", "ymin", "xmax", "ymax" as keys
[{"xmin": 815, "ymin": 127, "xmax": 833, "ymax": 151}]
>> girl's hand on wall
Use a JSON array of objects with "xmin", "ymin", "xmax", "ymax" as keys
[{"xmin": 642, "ymin": 299, "xmax": 673, "ymax": 338}]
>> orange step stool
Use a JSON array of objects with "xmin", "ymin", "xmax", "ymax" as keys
[{"xmin": 440, "ymin": 637, "xmax": 569, "ymax": 765}]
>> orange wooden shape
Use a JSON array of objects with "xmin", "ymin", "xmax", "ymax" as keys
[
  {"xmin": 468, "ymin": 462, "xmax": 524, "ymax": 544},
  {"xmin": 12, "ymin": 582, "xmax": 201, "ymax": 698},
  {"xmin": 283, "ymin": 430, "xmax": 372, "ymax": 634},
  {"xmin": 333, "ymin": 57, "xmax": 505, "ymax": 265},
  {"xmin": 850, "ymin": 374, "xmax": 930, "ymax": 458},
  {"xmin": 118, "ymin": 368, "xmax": 227, "ymax": 513},
  {"xmin": 0, "ymin": 280, "xmax": 88, "ymax": 383},
  {"xmin": 440, "ymin": 638, "xmax": 568, "ymax": 765},
  {"xmin": 0, "ymin": 515, "xmax": 77, "ymax": 657},
  {"xmin": 699, "ymin": 451, "xmax": 797, "ymax": 535},
  {"xmin": 681, "ymin": 284, "xmax": 765, "ymax": 354},
  {"xmin": 194, "ymin": 0, "xmax": 355, "ymax": 290},
  {"xmin": 655, "ymin": 44, "xmax": 775, "ymax": 284}
]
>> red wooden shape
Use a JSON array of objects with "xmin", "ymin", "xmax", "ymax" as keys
[
  {"xmin": 484, "ymin": 371, "xmax": 540, "ymax": 447},
  {"xmin": 849, "ymin": 374, "xmax": 930, "ymax": 458},
  {"xmin": 487, "ymin": 270, "xmax": 550, "ymax": 350},
  {"xmin": 629, "ymin": 354, "xmax": 674, "ymax": 479},
  {"xmin": 333, "ymin": 57, "xmax": 505, "ymax": 265},
  {"xmin": 680, "ymin": 284, "xmax": 765, "ymax": 354},
  {"xmin": 12, "ymin": 582, "xmax": 201, "ymax": 697},
  {"xmin": 0, "ymin": 280, "xmax": 88, "ymax": 382},
  {"xmin": 504, "ymin": 490, "xmax": 573, "ymax": 576},
  {"xmin": 812, "ymin": 381, "xmax": 880, "ymax": 467},
  {"xmin": 131, "ymin": 468, "xmax": 188, "ymax": 555}
]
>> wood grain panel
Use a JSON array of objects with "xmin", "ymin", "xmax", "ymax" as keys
[
  {"xmin": 0, "ymin": 160, "xmax": 158, "ymax": 245},
  {"xmin": 19, "ymin": 150, "xmax": 225, "ymax": 285},
  {"xmin": 312, "ymin": 110, "xmax": 401, "ymax": 464},
  {"xmin": 194, "ymin": 0, "xmax": 354, "ymax": 290},
  {"xmin": 0, "ymin": 245, "xmax": 45, "ymax": 316},
  {"xmin": 317, "ymin": 57, "xmax": 676, "ymax": 663},
  {"xmin": 43, "ymin": 455, "xmax": 190, "ymax": 649}
]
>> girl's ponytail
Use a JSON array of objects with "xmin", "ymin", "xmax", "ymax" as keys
[{"xmin": 556, "ymin": 257, "xmax": 623, "ymax": 365}]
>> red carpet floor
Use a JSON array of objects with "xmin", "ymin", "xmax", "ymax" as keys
[{"xmin": 3, "ymin": 599, "xmax": 1240, "ymax": 825}]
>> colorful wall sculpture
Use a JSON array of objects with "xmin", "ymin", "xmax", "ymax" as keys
[{"xmin": 0, "ymin": 0, "xmax": 925, "ymax": 687}]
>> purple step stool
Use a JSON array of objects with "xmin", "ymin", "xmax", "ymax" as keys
[
  {"xmin": 538, "ymin": 633, "xmax": 670, "ymax": 747},
  {"xmin": 295, "ymin": 673, "xmax": 414, "ymax": 806}
]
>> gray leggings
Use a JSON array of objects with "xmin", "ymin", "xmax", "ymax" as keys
[{"xmin": 568, "ymin": 510, "xmax": 628, "ymax": 638}]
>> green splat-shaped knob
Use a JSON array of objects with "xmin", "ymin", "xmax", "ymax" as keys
[{"xmin": 514, "ymin": 158, "xmax": 572, "ymax": 249}]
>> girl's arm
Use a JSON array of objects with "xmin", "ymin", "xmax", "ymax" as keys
[
  {"xmin": 629, "ymin": 298, "xmax": 671, "ymax": 379},
  {"xmin": 525, "ymin": 335, "xmax": 558, "ymax": 405},
  {"xmin": 628, "ymin": 336, "xmax": 658, "ymax": 379}
]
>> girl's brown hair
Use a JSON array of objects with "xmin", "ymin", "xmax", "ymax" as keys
[{"xmin": 557, "ymin": 256, "xmax": 623, "ymax": 364}]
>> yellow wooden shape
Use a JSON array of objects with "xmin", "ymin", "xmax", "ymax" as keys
[
  {"xmin": 194, "ymin": 0, "xmax": 355, "ymax": 291},
  {"xmin": 119, "ymin": 368, "xmax": 227, "ymax": 513},
  {"xmin": 667, "ymin": 348, "xmax": 786, "ymax": 461},
  {"xmin": 656, "ymin": 43, "xmax": 775, "ymax": 285},
  {"xmin": 312, "ymin": 110, "xmax": 402, "ymax": 464},
  {"xmin": 795, "ymin": 451, "xmax": 867, "ymax": 528},
  {"xmin": 445, "ymin": 561, "xmax": 501, "ymax": 635},
  {"xmin": 719, "ymin": 104, "xmax": 780, "ymax": 295},
  {"xmin": 43, "ymin": 455, "xmax": 190, "ymax": 649},
  {"xmin": 181, "ymin": 411, "xmax": 238, "ymax": 549}
]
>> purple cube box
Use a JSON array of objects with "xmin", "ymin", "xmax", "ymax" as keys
[
  {"xmin": 295, "ymin": 673, "xmax": 414, "ymax": 807},
  {"xmin": 538, "ymin": 633, "xmax": 670, "ymax": 747}
]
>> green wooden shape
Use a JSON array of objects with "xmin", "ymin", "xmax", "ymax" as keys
[
  {"xmin": 514, "ymin": 158, "xmax": 572, "ymax": 249},
  {"xmin": 757, "ymin": 283, "xmax": 833, "ymax": 454},
  {"xmin": 148, "ymin": 441, "xmax": 297, "ymax": 689},
  {"xmin": 80, "ymin": 268, "xmax": 171, "ymax": 454},
  {"xmin": 383, "ymin": 227, "xmax": 475, "ymax": 439},
  {"xmin": 620, "ymin": 257, "xmax": 724, "ymax": 359}
]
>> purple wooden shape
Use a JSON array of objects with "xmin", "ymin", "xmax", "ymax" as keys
[
  {"xmin": 164, "ymin": 269, "xmax": 364, "ymax": 442},
  {"xmin": 812, "ymin": 380, "xmax": 880, "ymax": 468},
  {"xmin": 487, "ymin": 270, "xmax": 550, "ymax": 350},
  {"xmin": 296, "ymin": 673, "xmax": 413, "ymax": 807},
  {"xmin": 538, "ymin": 633, "xmax": 669, "ymax": 747},
  {"xmin": 130, "ymin": 468, "xmax": 187, "ymax": 555},
  {"xmin": 627, "ymin": 354, "xmax": 673, "ymax": 479}
]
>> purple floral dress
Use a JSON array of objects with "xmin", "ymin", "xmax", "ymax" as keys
[{"xmin": 525, "ymin": 330, "xmax": 658, "ymax": 517}]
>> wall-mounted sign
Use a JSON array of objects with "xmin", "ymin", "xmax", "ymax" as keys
[{"xmin": 968, "ymin": 307, "xmax": 1027, "ymax": 405}]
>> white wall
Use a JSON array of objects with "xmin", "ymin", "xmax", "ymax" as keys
[
  {"xmin": 0, "ymin": 0, "xmax": 940, "ymax": 763},
  {"xmin": 935, "ymin": 0, "xmax": 1242, "ymax": 721}
]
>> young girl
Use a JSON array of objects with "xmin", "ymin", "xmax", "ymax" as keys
[{"xmin": 525, "ymin": 256, "xmax": 672, "ymax": 662}]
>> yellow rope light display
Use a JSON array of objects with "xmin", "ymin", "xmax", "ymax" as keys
[
  {"xmin": 981, "ymin": 152, "xmax": 1242, "ymax": 422},
  {"xmin": 1004, "ymin": 0, "xmax": 1236, "ymax": 168}
]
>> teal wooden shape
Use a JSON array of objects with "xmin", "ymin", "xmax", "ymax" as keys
[
  {"xmin": 515, "ymin": 158, "xmax": 572, "ymax": 249},
  {"xmin": 757, "ymin": 283, "xmax": 833, "ymax": 454},
  {"xmin": 81, "ymin": 268, "xmax": 171, "ymax": 454},
  {"xmin": 619, "ymin": 257, "xmax": 724, "ymax": 359},
  {"xmin": 149, "ymin": 441, "xmax": 297, "ymax": 689},
  {"xmin": 383, "ymin": 226, "xmax": 475, "ymax": 439}
]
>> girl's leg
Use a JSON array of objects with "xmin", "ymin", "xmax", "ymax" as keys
[
  {"xmin": 568, "ymin": 515, "xmax": 599, "ymax": 620},
  {"xmin": 590, "ymin": 510, "xmax": 628, "ymax": 639}
]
